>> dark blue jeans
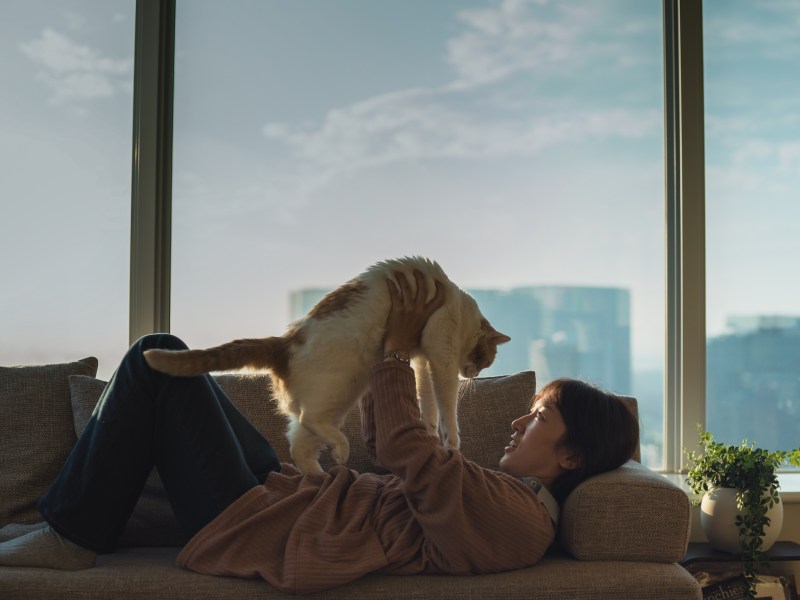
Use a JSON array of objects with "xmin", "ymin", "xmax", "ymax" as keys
[{"xmin": 38, "ymin": 334, "xmax": 281, "ymax": 553}]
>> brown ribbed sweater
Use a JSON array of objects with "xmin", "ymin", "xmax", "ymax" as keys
[{"xmin": 177, "ymin": 361, "xmax": 555, "ymax": 594}]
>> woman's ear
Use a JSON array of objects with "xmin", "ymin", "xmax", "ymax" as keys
[{"xmin": 557, "ymin": 447, "xmax": 581, "ymax": 471}]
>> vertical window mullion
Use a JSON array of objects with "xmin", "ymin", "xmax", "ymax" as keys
[
  {"xmin": 129, "ymin": 0, "xmax": 175, "ymax": 344},
  {"xmin": 663, "ymin": 0, "xmax": 681, "ymax": 473},
  {"xmin": 663, "ymin": 0, "xmax": 706, "ymax": 471}
]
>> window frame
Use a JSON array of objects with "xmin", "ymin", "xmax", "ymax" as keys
[
  {"xmin": 129, "ymin": 0, "xmax": 174, "ymax": 343},
  {"xmin": 129, "ymin": 0, "xmax": 707, "ymax": 473},
  {"xmin": 662, "ymin": 0, "xmax": 706, "ymax": 471}
]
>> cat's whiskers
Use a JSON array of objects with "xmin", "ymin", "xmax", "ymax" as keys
[{"xmin": 457, "ymin": 377, "xmax": 476, "ymax": 402}]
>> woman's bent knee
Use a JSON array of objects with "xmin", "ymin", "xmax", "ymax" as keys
[{"xmin": 133, "ymin": 333, "xmax": 188, "ymax": 353}]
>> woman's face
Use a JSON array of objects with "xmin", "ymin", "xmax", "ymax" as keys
[{"xmin": 498, "ymin": 396, "xmax": 578, "ymax": 484}]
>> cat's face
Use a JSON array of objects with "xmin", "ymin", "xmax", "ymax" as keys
[{"xmin": 460, "ymin": 319, "xmax": 511, "ymax": 378}]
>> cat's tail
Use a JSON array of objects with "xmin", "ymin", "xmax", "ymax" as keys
[{"xmin": 143, "ymin": 337, "xmax": 289, "ymax": 377}]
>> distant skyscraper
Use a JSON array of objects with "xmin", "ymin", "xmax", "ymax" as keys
[
  {"xmin": 707, "ymin": 316, "xmax": 800, "ymax": 449},
  {"xmin": 290, "ymin": 285, "xmax": 632, "ymax": 395},
  {"xmin": 469, "ymin": 287, "xmax": 631, "ymax": 394}
]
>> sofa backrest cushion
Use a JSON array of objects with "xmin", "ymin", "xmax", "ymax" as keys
[{"xmin": 0, "ymin": 357, "xmax": 98, "ymax": 527}]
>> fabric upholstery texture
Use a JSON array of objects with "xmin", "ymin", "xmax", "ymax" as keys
[
  {"xmin": 560, "ymin": 459, "xmax": 692, "ymax": 563},
  {"xmin": 0, "ymin": 547, "xmax": 702, "ymax": 600},
  {"xmin": 0, "ymin": 357, "xmax": 98, "ymax": 527}
]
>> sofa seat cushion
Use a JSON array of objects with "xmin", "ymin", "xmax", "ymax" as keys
[{"xmin": 0, "ymin": 546, "xmax": 701, "ymax": 600}]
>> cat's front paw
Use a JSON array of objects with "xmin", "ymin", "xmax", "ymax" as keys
[
  {"xmin": 442, "ymin": 432, "xmax": 461, "ymax": 450},
  {"xmin": 331, "ymin": 440, "xmax": 350, "ymax": 466},
  {"xmin": 295, "ymin": 459, "xmax": 324, "ymax": 474},
  {"xmin": 424, "ymin": 420, "xmax": 439, "ymax": 437},
  {"xmin": 439, "ymin": 418, "xmax": 461, "ymax": 450}
]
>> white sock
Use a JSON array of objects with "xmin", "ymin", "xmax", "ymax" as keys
[
  {"xmin": 0, "ymin": 521, "xmax": 47, "ymax": 543},
  {"xmin": 0, "ymin": 524, "xmax": 96, "ymax": 570}
]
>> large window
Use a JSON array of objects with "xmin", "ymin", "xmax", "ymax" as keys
[
  {"xmin": 0, "ymin": 1, "xmax": 134, "ymax": 379},
  {"xmin": 19, "ymin": 2, "xmax": 795, "ymax": 471},
  {"xmin": 704, "ymin": 1, "xmax": 800, "ymax": 451},
  {"xmin": 170, "ymin": 0, "xmax": 666, "ymax": 467}
]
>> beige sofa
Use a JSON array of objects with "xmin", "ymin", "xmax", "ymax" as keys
[{"xmin": 0, "ymin": 357, "xmax": 701, "ymax": 599}]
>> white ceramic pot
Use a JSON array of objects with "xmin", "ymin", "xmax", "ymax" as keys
[{"xmin": 700, "ymin": 487, "xmax": 783, "ymax": 553}]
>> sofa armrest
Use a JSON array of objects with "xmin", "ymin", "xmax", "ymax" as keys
[{"xmin": 559, "ymin": 460, "xmax": 690, "ymax": 563}]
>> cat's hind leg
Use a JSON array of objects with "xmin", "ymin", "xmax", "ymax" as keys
[
  {"xmin": 286, "ymin": 417, "xmax": 325, "ymax": 474},
  {"xmin": 288, "ymin": 374, "xmax": 366, "ymax": 469},
  {"xmin": 297, "ymin": 411, "xmax": 350, "ymax": 467}
]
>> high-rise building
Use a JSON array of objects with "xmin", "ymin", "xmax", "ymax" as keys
[
  {"xmin": 468, "ymin": 287, "xmax": 631, "ymax": 394},
  {"xmin": 707, "ymin": 316, "xmax": 800, "ymax": 449}
]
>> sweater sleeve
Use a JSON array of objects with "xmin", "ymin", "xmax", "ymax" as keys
[{"xmin": 368, "ymin": 361, "xmax": 555, "ymax": 574}]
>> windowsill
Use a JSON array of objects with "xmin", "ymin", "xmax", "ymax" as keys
[{"xmin": 660, "ymin": 472, "xmax": 800, "ymax": 503}]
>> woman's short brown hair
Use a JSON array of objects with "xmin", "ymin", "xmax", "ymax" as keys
[{"xmin": 539, "ymin": 378, "xmax": 640, "ymax": 504}]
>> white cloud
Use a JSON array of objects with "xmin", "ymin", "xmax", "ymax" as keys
[
  {"xmin": 39, "ymin": 71, "xmax": 117, "ymax": 104},
  {"xmin": 19, "ymin": 28, "xmax": 131, "ymax": 106},
  {"xmin": 731, "ymin": 139, "xmax": 774, "ymax": 166},
  {"xmin": 64, "ymin": 11, "xmax": 87, "ymax": 32},
  {"xmin": 777, "ymin": 141, "xmax": 800, "ymax": 172},
  {"xmin": 259, "ymin": 0, "xmax": 660, "ymax": 194},
  {"xmin": 726, "ymin": 138, "xmax": 800, "ymax": 173},
  {"xmin": 707, "ymin": 137, "xmax": 800, "ymax": 203},
  {"xmin": 262, "ymin": 86, "xmax": 658, "ymax": 195},
  {"xmin": 444, "ymin": 0, "xmax": 657, "ymax": 90},
  {"xmin": 446, "ymin": 0, "xmax": 588, "ymax": 88},
  {"xmin": 706, "ymin": 1, "xmax": 800, "ymax": 60}
]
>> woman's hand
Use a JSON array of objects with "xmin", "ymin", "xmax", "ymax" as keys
[{"xmin": 383, "ymin": 270, "xmax": 446, "ymax": 354}]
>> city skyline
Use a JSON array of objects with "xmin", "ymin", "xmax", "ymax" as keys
[{"xmin": 291, "ymin": 281, "xmax": 799, "ymax": 465}]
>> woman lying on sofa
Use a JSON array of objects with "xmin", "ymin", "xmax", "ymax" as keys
[{"xmin": 0, "ymin": 274, "xmax": 639, "ymax": 594}]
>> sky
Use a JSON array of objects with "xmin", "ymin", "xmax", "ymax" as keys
[
  {"xmin": 1, "ymin": 0, "xmax": 798, "ymax": 385},
  {"xmin": 169, "ymin": 0, "xmax": 666, "ymax": 373}
]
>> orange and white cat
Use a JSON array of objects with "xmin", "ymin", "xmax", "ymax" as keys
[{"xmin": 144, "ymin": 257, "xmax": 510, "ymax": 473}]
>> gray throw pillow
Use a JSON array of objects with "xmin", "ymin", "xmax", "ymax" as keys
[
  {"xmin": 456, "ymin": 371, "xmax": 536, "ymax": 469},
  {"xmin": 0, "ymin": 357, "xmax": 98, "ymax": 527}
]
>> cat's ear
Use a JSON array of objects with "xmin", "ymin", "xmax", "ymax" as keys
[
  {"xmin": 493, "ymin": 331, "xmax": 511, "ymax": 345},
  {"xmin": 481, "ymin": 319, "xmax": 511, "ymax": 344}
]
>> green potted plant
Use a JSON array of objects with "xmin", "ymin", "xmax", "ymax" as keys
[{"xmin": 685, "ymin": 429, "xmax": 800, "ymax": 598}]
